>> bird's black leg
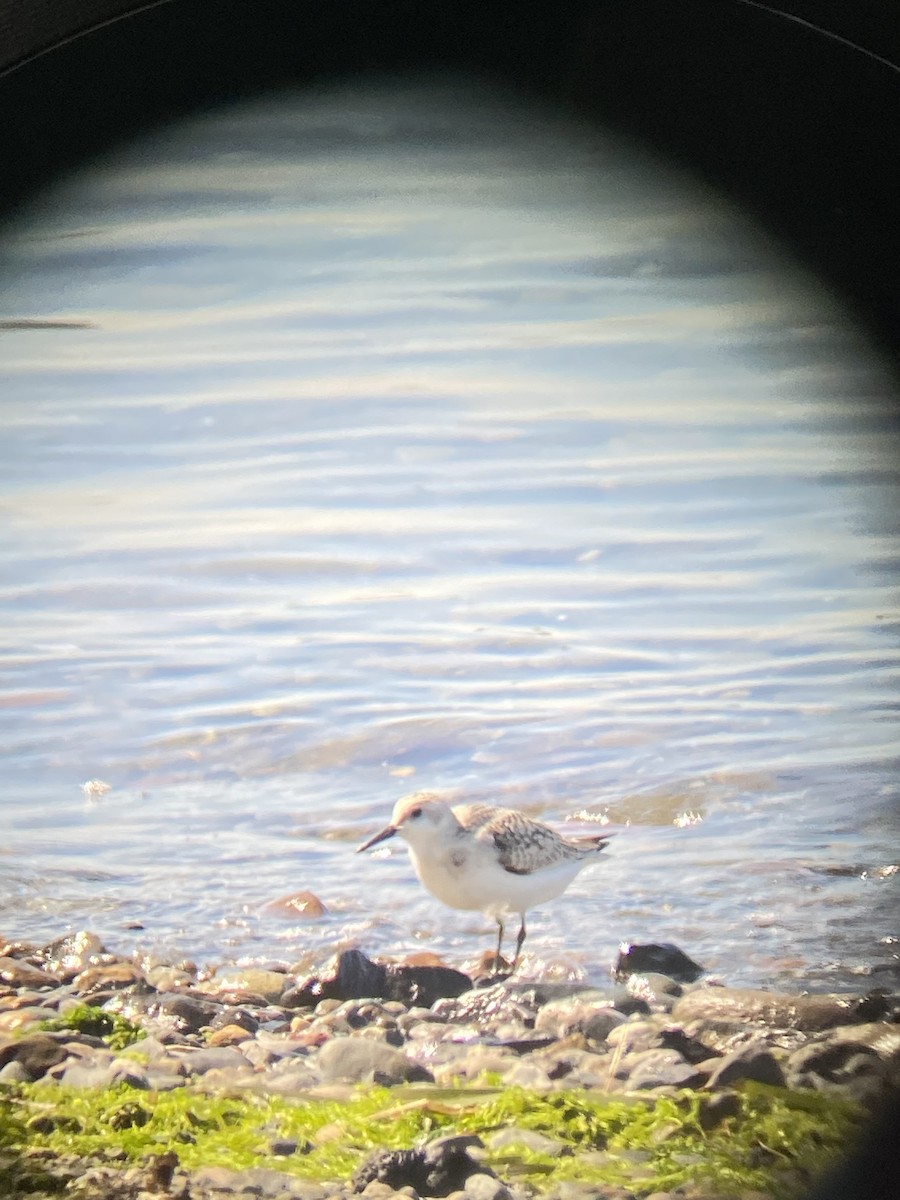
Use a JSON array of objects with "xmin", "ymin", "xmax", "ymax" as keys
[
  {"xmin": 511, "ymin": 915, "xmax": 527, "ymax": 972},
  {"xmin": 494, "ymin": 916, "xmax": 505, "ymax": 970}
]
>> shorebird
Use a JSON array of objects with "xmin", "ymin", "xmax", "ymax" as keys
[{"xmin": 357, "ymin": 793, "xmax": 613, "ymax": 970}]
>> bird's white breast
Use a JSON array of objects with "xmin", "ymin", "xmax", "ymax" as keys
[{"xmin": 406, "ymin": 839, "xmax": 591, "ymax": 916}]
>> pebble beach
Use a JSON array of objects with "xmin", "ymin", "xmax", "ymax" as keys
[{"xmin": 2, "ymin": 930, "xmax": 898, "ymax": 1200}]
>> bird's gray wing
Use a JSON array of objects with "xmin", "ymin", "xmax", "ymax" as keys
[{"xmin": 478, "ymin": 809, "xmax": 582, "ymax": 875}]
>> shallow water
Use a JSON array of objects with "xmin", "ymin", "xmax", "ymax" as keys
[{"xmin": 1, "ymin": 76, "xmax": 899, "ymax": 991}]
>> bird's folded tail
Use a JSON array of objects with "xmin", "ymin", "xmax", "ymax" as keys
[{"xmin": 573, "ymin": 831, "xmax": 615, "ymax": 852}]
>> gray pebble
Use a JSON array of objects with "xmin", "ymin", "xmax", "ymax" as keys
[
  {"xmin": 317, "ymin": 1037, "xmax": 432, "ymax": 1084},
  {"xmin": 535, "ymin": 999, "xmax": 626, "ymax": 1042},
  {"xmin": 501, "ymin": 1060, "xmax": 553, "ymax": 1090},
  {"xmin": 175, "ymin": 1046, "xmax": 254, "ymax": 1075},
  {"xmin": 463, "ymin": 1173, "xmax": 512, "ymax": 1200},
  {"xmin": 0, "ymin": 1059, "xmax": 30, "ymax": 1082},
  {"xmin": 619, "ymin": 1049, "xmax": 706, "ymax": 1090},
  {"xmin": 487, "ymin": 1127, "xmax": 565, "ymax": 1156}
]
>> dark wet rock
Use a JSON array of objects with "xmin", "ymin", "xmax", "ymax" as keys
[
  {"xmin": 0, "ymin": 1032, "xmax": 68, "ymax": 1080},
  {"xmin": 317, "ymin": 1036, "xmax": 433, "ymax": 1084},
  {"xmin": 671, "ymin": 986, "xmax": 891, "ymax": 1032},
  {"xmin": 27, "ymin": 1111, "xmax": 82, "ymax": 1134},
  {"xmin": 704, "ymin": 1037, "xmax": 786, "ymax": 1089},
  {"xmin": 618, "ymin": 1048, "xmax": 707, "ymax": 1090},
  {"xmin": 286, "ymin": 949, "xmax": 471, "ymax": 1011},
  {"xmin": 146, "ymin": 1151, "xmax": 179, "ymax": 1191},
  {"xmin": 615, "ymin": 943, "xmax": 704, "ymax": 984},
  {"xmin": 209, "ymin": 1006, "xmax": 259, "ymax": 1033},
  {"xmin": 388, "ymin": 963, "xmax": 472, "ymax": 1008},
  {"xmin": 333, "ymin": 999, "xmax": 396, "ymax": 1029},
  {"xmin": 696, "ymin": 1089, "xmax": 743, "ymax": 1131},
  {"xmin": 656, "ymin": 1025, "xmax": 722, "ymax": 1065},
  {"xmin": 352, "ymin": 1133, "xmax": 493, "ymax": 1196},
  {"xmin": 108, "ymin": 1101, "xmax": 151, "ymax": 1130},
  {"xmin": 282, "ymin": 979, "xmax": 321, "ymax": 1008},
  {"xmin": 269, "ymin": 1136, "xmax": 310, "ymax": 1155},
  {"xmin": 285, "ymin": 950, "xmax": 387, "ymax": 1007}
]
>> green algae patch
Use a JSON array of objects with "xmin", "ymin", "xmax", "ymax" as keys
[
  {"xmin": 1, "ymin": 1081, "xmax": 865, "ymax": 1198},
  {"xmin": 36, "ymin": 1004, "xmax": 145, "ymax": 1052}
]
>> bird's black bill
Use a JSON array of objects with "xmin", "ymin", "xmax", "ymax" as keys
[{"xmin": 356, "ymin": 824, "xmax": 397, "ymax": 853}]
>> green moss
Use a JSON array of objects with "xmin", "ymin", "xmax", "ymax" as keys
[
  {"xmin": 36, "ymin": 1004, "xmax": 145, "ymax": 1052},
  {"xmin": 0, "ymin": 1080, "xmax": 866, "ymax": 1199}
]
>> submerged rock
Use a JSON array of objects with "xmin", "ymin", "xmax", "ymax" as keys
[{"xmin": 265, "ymin": 891, "xmax": 329, "ymax": 919}]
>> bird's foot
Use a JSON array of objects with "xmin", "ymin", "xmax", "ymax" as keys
[{"xmin": 472, "ymin": 948, "xmax": 513, "ymax": 985}]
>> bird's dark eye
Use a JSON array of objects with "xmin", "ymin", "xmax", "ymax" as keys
[{"xmin": 410, "ymin": 807, "xmax": 422, "ymax": 819}]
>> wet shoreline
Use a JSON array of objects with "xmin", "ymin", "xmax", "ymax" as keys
[{"xmin": 1, "ymin": 930, "xmax": 898, "ymax": 1199}]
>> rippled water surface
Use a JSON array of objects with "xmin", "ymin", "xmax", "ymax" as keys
[{"xmin": 1, "ymin": 77, "xmax": 899, "ymax": 990}]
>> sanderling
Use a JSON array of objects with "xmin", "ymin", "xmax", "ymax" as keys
[{"xmin": 357, "ymin": 792, "xmax": 613, "ymax": 970}]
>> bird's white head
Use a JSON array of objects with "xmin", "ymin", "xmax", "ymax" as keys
[{"xmin": 356, "ymin": 793, "xmax": 458, "ymax": 854}]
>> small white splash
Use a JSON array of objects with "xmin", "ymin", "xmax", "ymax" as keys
[
  {"xmin": 81, "ymin": 779, "xmax": 111, "ymax": 799},
  {"xmin": 674, "ymin": 810, "xmax": 703, "ymax": 827},
  {"xmin": 751, "ymin": 911, "xmax": 777, "ymax": 928},
  {"xmin": 567, "ymin": 809, "xmax": 610, "ymax": 825}
]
